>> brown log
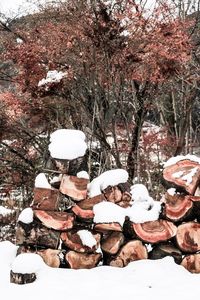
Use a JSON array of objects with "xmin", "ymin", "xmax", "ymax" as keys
[
  {"xmin": 162, "ymin": 192, "xmax": 194, "ymax": 223},
  {"xmin": 71, "ymin": 205, "xmax": 94, "ymax": 221},
  {"xmin": 181, "ymin": 254, "xmax": 200, "ymax": 273},
  {"xmin": 163, "ymin": 159, "xmax": 200, "ymax": 195},
  {"xmin": 10, "ymin": 270, "xmax": 36, "ymax": 284},
  {"xmin": 65, "ymin": 251, "xmax": 102, "ymax": 269},
  {"xmin": 78, "ymin": 194, "xmax": 105, "ymax": 210},
  {"xmin": 61, "ymin": 230, "xmax": 101, "ymax": 253},
  {"xmin": 188, "ymin": 196, "xmax": 200, "ymax": 221},
  {"xmin": 16, "ymin": 222, "xmax": 60, "ymax": 249},
  {"xmin": 59, "ymin": 175, "xmax": 88, "ymax": 201},
  {"xmin": 176, "ymin": 221, "xmax": 200, "ymax": 253},
  {"xmin": 94, "ymin": 222, "xmax": 123, "ymax": 233},
  {"xmin": 124, "ymin": 220, "xmax": 177, "ymax": 243},
  {"xmin": 31, "ymin": 187, "xmax": 61, "ymax": 211},
  {"xmin": 103, "ymin": 186, "xmax": 122, "ymax": 203},
  {"xmin": 148, "ymin": 242, "xmax": 182, "ymax": 264},
  {"xmin": 101, "ymin": 232, "xmax": 125, "ymax": 255},
  {"xmin": 109, "ymin": 240, "xmax": 148, "ymax": 267},
  {"xmin": 34, "ymin": 210, "xmax": 75, "ymax": 230}
]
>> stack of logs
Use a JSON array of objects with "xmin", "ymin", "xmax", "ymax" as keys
[{"xmin": 14, "ymin": 157, "xmax": 200, "ymax": 280}]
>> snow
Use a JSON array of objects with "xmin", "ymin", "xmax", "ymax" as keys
[
  {"xmin": 38, "ymin": 70, "xmax": 68, "ymax": 87},
  {"xmin": 35, "ymin": 173, "xmax": 52, "ymax": 189},
  {"xmin": 164, "ymin": 154, "xmax": 200, "ymax": 168},
  {"xmin": 88, "ymin": 169, "xmax": 129, "ymax": 197},
  {"xmin": 130, "ymin": 184, "xmax": 149, "ymax": 202},
  {"xmin": 77, "ymin": 171, "xmax": 90, "ymax": 180},
  {"xmin": 1, "ymin": 241, "xmax": 200, "ymax": 300},
  {"xmin": 77, "ymin": 230, "xmax": 97, "ymax": 248},
  {"xmin": 93, "ymin": 201, "xmax": 125, "ymax": 226},
  {"xmin": 0, "ymin": 206, "xmax": 13, "ymax": 216},
  {"xmin": 167, "ymin": 188, "xmax": 177, "ymax": 196},
  {"xmin": 172, "ymin": 167, "xmax": 199, "ymax": 186},
  {"xmin": 18, "ymin": 208, "xmax": 33, "ymax": 224},
  {"xmin": 48, "ymin": 129, "xmax": 87, "ymax": 160},
  {"xmin": 93, "ymin": 197, "xmax": 161, "ymax": 226},
  {"xmin": 11, "ymin": 253, "xmax": 45, "ymax": 274}
]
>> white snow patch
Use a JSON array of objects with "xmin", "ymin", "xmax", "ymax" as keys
[
  {"xmin": 11, "ymin": 253, "xmax": 45, "ymax": 274},
  {"xmin": 93, "ymin": 201, "xmax": 125, "ymax": 226},
  {"xmin": 181, "ymin": 167, "xmax": 199, "ymax": 186},
  {"xmin": 167, "ymin": 188, "xmax": 177, "ymax": 196},
  {"xmin": 38, "ymin": 70, "xmax": 67, "ymax": 87},
  {"xmin": 164, "ymin": 154, "xmax": 200, "ymax": 167},
  {"xmin": 77, "ymin": 230, "xmax": 97, "ymax": 248},
  {"xmin": 172, "ymin": 171, "xmax": 184, "ymax": 179},
  {"xmin": 130, "ymin": 184, "xmax": 149, "ymax": 202},
  {"xmin": 0, "ymin": 206, "xmax": 13, "ymax": 216},
  {"xmin": 88, "ymin": 169, "xmax": 128, "ymax": 197},
  {"xmin": 35, "ymin": 173, "xmax": 52, "ymax": 189},
  {"xmin": 18, "ymin": 208, "xmax": 33, "ymax": 224},
  {"xmin": 77, "ymin": 171, "xmax": 90, "ymax": 180},
  {"xmin": 48, "ymin": 129, "xmax": 87, "ymax": 160}
]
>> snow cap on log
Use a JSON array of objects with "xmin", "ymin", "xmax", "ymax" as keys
[
  {"xmin": 88, "ymin": 169, "xmax": 128, "ymax": 197},
  {"xmin": 35, "ymin": 173, "xmax": 52, "ymax": 189},
  {"xmin": 11, "ymin": 253, "xmax": 45, "ymax": 274},
  {"xmin": 18, "ymin": 208, "xmax": 33, "ymax": 224},
  {"xmin": 48, "ymin": 129, "xmax": 87, "ymax": 160},
  {"xmin": 163, "ymin": 155, "xmax": 200, "ymax": 195}
]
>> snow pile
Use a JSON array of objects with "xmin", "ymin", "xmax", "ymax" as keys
[
  {"xmin": 18, "ymin": 208, "xmax": 33, "ymax": 224},
  {"xmin": 164, "ymin": 154, "xmax": 200, "ymax": 167},
  {"xmin": 11, "ymin": 253, "xmax": 45, "ymax": 274},
  {"xmin": 126, "ymin": 201, "xmax": 161, "ymax": 224},
  {"xmin": 93, "ymin": 201, "xmax": 126, "ymax": 226},
  {"xmin": 35, "ymin": 173, "xmax": 52, "ymax": 189},
  {"xmin": 88, "ymin": 169, "xmax": 129, "ymax": 197},
  {"xmin": 0, "ymin": 206, "xmax": 13, "ymax": 216},
  {"xmin": 77, "ymin": 171, "xmax": 90, "ymax": 180},
  {"xmin": 38, "ymin": 70, "xmax": 67, "ymax": 87},
  {"xmin": 167, "ymin": 188, "xmax": 177, "ymax": 196},
  {"xmin": 77, "ymin": 230, "xmax": 97, "ymax": 248},
  {"xmin": 182, "ymin": 167, "xmax": 199, "ymax": 185},
  {"xmin": 0, "ymin": 241, "xmax": 18, "ymax": 267},
  {"xmin": 48, "ymin": 129, "xmax": 87, "ymax": 160}
]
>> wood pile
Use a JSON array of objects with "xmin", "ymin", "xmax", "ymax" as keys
[{"xmin": 13, "ymin": 154, "xmax": 200, "ymax": 283}]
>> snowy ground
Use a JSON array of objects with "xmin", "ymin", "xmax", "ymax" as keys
[{"xmin": 1, "ymin": 241, "xmax": 200, "ymax": 300}]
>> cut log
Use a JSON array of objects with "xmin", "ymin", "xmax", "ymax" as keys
[
  {"xmin": 181, "ymin": 254, "xmax": 200, "ymax": 273},
  {"xmin": 148, "ymin": 242, "xmax": 182, "ymax": 264},
  {"xmin": 109, "ymin": 240, "xmax": 148, "ymax": 267},
  {"xmin": 176, "ymin": 221, "xmax": 200, "ymax": 253},
  {"xmin": 16, "ymin": 222, "xmax": 60, "ymax": 249},
  {"xmin": 101, "ymin": 232, "xmax": 125, "ymax": 255},
  {"xmin": 65, "ymin": 251, "xmax": 102, "ymax": 269},
  {"xmin": 163, "ymin": 159, "xmax": 200, "ymax": 195},
  {"xmin": 10, "ymin": 270, "xmax": 36, "ymax": 284},
  {"xmin": 34, "ymin": 210, "xmax": 75, "ymax": 230},
  {"xmin": 161, "ymin": 192, "xmax": 194, "ymax": 223},
  {"xmin": 124, "ymin": 220, "xmax": 177, "ymax": 243},
  {"xmin": 71, "ymin": 205, "xmax": 94, "ymax": 221},
  {"xmin": 188, "ymin": 196, "xmax": 200, "ymax": 221},
  {"xmin": 103, "ymin": 186, "xmax": 122, "ymax": 203},
  {"xmin": 31, "ymin": 187, "xmax": 61, "ymax": 211},
  {"xmin": 59, "ymin": 175, "xmax": 88, "ymax": 201},
  {"xmin": 78, "ymin": 194, "xmax": 105, "ymax": 210},
  {"xmin": 61, "ymin": 230, "xmax": 101, "ymax": 253},
  {"xmin": 94, "ymin": 222, "xmax": 123, "ymax": 233}
]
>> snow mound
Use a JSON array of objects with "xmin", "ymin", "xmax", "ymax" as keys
[
  {"xmin": 11, "ymin": 253, "xmax": 45, "ymax": 274},
  {"xmin": 35, "ymin": 173, "xmax": 52, "ymax": 189},
  {"xmin": 18, "ymin": 208, "xmax": 33, "ymax": 224},
  {"xmin": 77, "ymin": 230, "xmax": 97, "ymax": 248},
  {"xmin": 88, "ymin": 169, "xmax": 129, "ymax": 197},
  {"xmin": 164, "ymin": 154, "xmax": 200, "ymax": 168},
  {"xmin": 93, "ymin": 201, "xmax": 125, "ymax": 226},
  {"xmin": 48, "ymin": 129, "xmax": 87, "ymax": 160}
]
